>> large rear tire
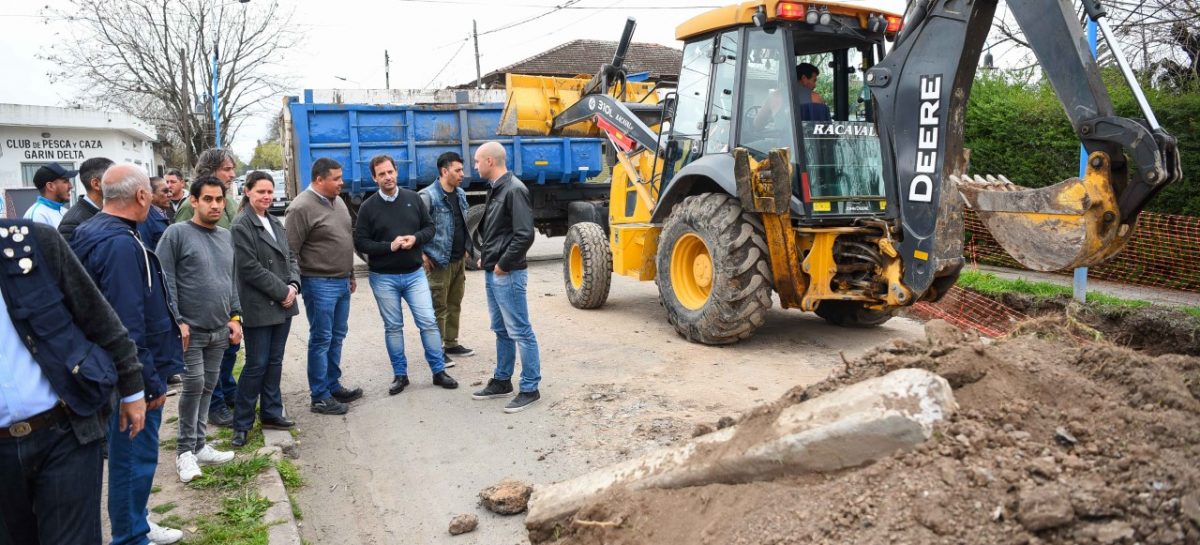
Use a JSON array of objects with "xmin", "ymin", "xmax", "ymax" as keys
[
  {"xmin": 465, "ymin": 204, "xmax": 485, "ymax": 271},
  {"xmin": 655, "ymin": 193, "xmax": 773, "ymax": 345},
  {"xmin": 814, "ymin": 300, "xmax": 894, "ymax": 328},
  {"xmin": 563, "ymin": 222, "xmax": 612, "ymax": 309}
]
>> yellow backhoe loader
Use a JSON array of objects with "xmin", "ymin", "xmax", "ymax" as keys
[{"xmin": 500, "ymin": 0, "xmax": 1181, "ymax": 344}]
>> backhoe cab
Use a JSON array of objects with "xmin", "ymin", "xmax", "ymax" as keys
[{"xmin": 500, "ymin": 0, "xmax": 1180, "ymax": 345}]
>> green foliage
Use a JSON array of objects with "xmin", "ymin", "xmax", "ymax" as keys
[
  {"xmin": 186, "ymin": 491, "xmax": 270, "ymax": 545},
  {"xmin": 151, "ymin": 501, "xmax": 177, "ymax": 515},
  {"xmin": 276, "ymin": 459, "xmax": 304, "ymax": 491},
  {"xmin": 190, "ymin": 455, "xmax": 272, "ymax": 490},
  {"xmin": 1183, "ymin": 306, "xmax": 1200, "ymax": 318},
  {"xmin": 965, "ymin": 70, "xmax": 1200, "ymax": 216},
  {"xmin": 249, "ymin": 141, "xmax": 284, "ymax": 170},
  {"xmin": 957, "ymin": 270, "xmax": 1155, "ymax": 309}
]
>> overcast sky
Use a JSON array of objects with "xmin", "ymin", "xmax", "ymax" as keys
[{"xmin": 0, "ymin": 0, "xmax": 906, "ymax": 161}]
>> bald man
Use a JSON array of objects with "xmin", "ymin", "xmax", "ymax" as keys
[
  {"xmin": 469, "ymin": 142, "xmax": 542, "ymax": 413},
  {"xmin": 69, "ymin": 164, "xmax": 185, "ymax": 545}
]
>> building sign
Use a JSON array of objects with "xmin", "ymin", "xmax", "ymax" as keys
[{"xmin": 4, "ymin": 138, "xmax": 103, "ymax": 161}]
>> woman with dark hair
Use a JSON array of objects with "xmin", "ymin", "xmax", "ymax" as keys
[{"xmin": 229, "ymin": 171, "xmax": 301, "ymax": 447}]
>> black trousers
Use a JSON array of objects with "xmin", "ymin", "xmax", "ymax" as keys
[{"xmin": 0, "ymin": 419, "xmax": 103, "ymax": 545}]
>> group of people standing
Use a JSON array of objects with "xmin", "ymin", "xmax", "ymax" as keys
[{"xmin": 2, "ymin": 140, "xmax": 544, "ymax": 544}]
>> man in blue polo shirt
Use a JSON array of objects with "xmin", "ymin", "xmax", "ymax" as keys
[{"xmin": 23, "ymin": 163, "xmax": 77, "ymax": 228}]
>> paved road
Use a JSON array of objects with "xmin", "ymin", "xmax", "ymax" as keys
[{"xmin": 280, "ymin": 235, "xmax": 926, "ymax": 544}]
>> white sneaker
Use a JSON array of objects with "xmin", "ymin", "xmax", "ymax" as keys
[
  {"xmin": 176, "ymin": 451, "xmax": 202, "ymax": 483},
  {"xmin": 195, "ymin": 444, "xmax": 234, "ymax": 465},
  {"xmin": 147, "ymin": 518, "xmax": 183, "ymax": 544}
]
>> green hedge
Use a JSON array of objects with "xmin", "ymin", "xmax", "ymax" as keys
[{"xmin": 964, "ymin": 71, "xmax": 1199, "ymax": 216}]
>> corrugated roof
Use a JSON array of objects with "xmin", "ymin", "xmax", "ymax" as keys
[{"xmin": 468, "ymin": 39, "xmax": 682, "ymax": 87}]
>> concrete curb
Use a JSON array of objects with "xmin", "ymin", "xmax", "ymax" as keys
[{"xmin": 259, "ymin": 436, "xmax": 303, "ymax": 545}]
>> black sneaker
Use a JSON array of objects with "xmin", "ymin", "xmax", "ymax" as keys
[
  {"xmin": 231, "ymin": 430, "xmax": 249, "ymax": 448},
  {"xmin": 433, "ymin": 372, "xmax": 459, "ymax": 389},
  {"xmin": 310, "ymin": 397, "xmax": 348, "ymax": 415},
  {"xmin": 331, "ymin": 387, "xmax": 363, "ymax": 403},
  {"xmin": 260, "ymin": 417, "xmax": 295, "ymax": 430},
  {"xmin": 167, "ymin": 374, "xmax": 183, "ymax": 385},
  {"xmin": 443, "ymin": 354, "xmax": 456, "ymax": 368},
  {"xmin": 208, "ymin": 405, "xmax": 234, "ymax": 427},
  {"xmin": 444, "ymin": 345, "xmax": 475, "ymax": 357},
  {"xmin": 504, "ymin": 390, "xmax": 541, "ymax": 413},
  {"xmin": 471, "ymin": 378, "xmax": 514, "ymax": 400},
  {"xmin": 389, "ymin": 375, "xmax": 410, "ymax": 396}
]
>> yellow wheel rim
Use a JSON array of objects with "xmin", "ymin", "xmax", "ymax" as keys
[
  {"xmin": 568, "ymin": 243, "xmax": 584, "ymax": 289},
  {"xmin": 671, "ymin": 233, "xmax": 712, "ymax": 310}
]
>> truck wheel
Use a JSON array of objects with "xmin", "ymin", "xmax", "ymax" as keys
[
  {"xmin": 655, "ymin": 193, "xmax": 773, "ymax": 345},
  {"xmin": 814, "ymin": 300, "xmax": 894, "ymax": 328},
  {"xmin": 563, "ymin": 222, "xmax": 612, "ymax": 309},
  {"xmin": 465, "ymin": 204, "xmax": 485, "ymax": 271}
]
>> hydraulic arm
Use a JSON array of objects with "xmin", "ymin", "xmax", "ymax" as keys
[{"xmin": 867, "ymin": 0, "xmax": 1181, "ymax": 293}]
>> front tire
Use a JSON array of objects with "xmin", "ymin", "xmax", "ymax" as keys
[
  {"xmin": 563, "ymin": 222, "xmax": 612, "ymax": 309},
  {"xmin": 655, "ymin": 193, "xmax": 773, "ymax": 345}
]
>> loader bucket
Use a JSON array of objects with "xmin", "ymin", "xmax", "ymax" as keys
[
  {"xmin": 956, "ymin": 152, "xmax": 1132, "ymax": 272},
  {"xmin": 498, "ymin": 73, "xmax": 658, "ymax": 137}
]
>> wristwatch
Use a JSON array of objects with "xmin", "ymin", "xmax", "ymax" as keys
[{"xmin": 230, "ymin": 314, "xmax": 242, "ymax": 323}]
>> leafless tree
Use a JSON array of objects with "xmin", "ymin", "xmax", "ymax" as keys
[
  {"xmin": 988, "ymin": 0, "xmax": 1199, "ymax": 89},
  {"xmin": 41, "ymin": 0, "xmax": 299, "ymax": 167}
]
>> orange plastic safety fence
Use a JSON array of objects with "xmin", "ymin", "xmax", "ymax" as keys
[
  {"xmin": 964, "ymin": 209, "xmax": 1200, "ymax": 293},
  {"xmin": 910, "ymin": 285, "xmax": 1030, "ymax": 338}
]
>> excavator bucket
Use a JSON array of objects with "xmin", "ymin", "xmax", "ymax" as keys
[
  {"xmin": 498, "ymin": 74, "xmax": 659, "ymax": 137},
  {"xmin": 956, "ymin": 152, "xmax": 1132, "ymax": 272}
]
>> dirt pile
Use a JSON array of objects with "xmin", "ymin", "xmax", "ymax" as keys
[
  {"xmin": 997, "ymin": 295, "xmax": 1200, "ymax": 356},
  {"xmin": 536, "ymin": 319, "xmax": 1200, "ymax": 545}
]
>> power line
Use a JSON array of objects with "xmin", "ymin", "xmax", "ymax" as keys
[{"xmin": 424, "ymin": 38, "xmax": 470, "ymax": 89}]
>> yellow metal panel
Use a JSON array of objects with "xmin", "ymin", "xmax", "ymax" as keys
[
  {"xmin": 676, "ymin": 0, "xmax": 902, "ymax": 40},
  {"xmin": 611, "ymin": 224, "xmax": 660, "ymax": 281},
  {"xmin": 609, "ymin": 152, "xmax": 663, "ymax": 226},
  {"xmin": 499, "ymin": 74, "xmax": 658, "ymax": 137}
]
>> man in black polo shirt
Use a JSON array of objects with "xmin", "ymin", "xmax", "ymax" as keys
[{"xmin": 354, "ymin": 154, "xmax": 458, "ymax": 396}]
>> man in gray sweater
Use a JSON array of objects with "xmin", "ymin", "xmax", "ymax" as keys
[{"xmin": 157, "ymin": 176, "xmax": 241, "ymax": 482}]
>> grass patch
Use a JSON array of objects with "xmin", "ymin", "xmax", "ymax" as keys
[
  {"xmin": 185, "ymin": 491, "xmax": 270, "ymax": 545},
  {"xmin": 1182, "ymin": 306, "xmax": 1200, "ymax": 318},
  {"xmin": 150, "ymin": 485, "xmax": 162, "ymax": 494},
  {"xmin": 151, "ymin": 501, "xmax": 177, "ymax": 515},
  {"xmin": 958, "ymin": 270, "xmax": 1157, "ymax": 310},
  {"xmin": 159, "ymin": 437, "xmax": 177, "ymax": 452},
  {"xmin": 158, "ymin": 514, "xmax": 187, "ymax": 529},
  {"xmin": 165, "ymin": 415, "xmax": 178, "ymax": 425},
  {"xmin": 190, "ymin": 455, "xmax": 272, "ymax": 490},
  {"xmin": 276, "ymin": 459, "xmax": 304, "ymax": 490},
  {"xmin": 289, "ymin": 491, "xmax": 303, "ymax": 521}
]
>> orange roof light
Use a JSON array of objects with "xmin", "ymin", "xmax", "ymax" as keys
[
  {"xmin": 776, "ymin": 2, "xmax": 806, "ymax": 20},
  {"xmin": 886, "ymin": 15, "xmax": 903, "ymax": 33}
]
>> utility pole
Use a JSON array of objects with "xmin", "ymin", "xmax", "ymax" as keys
[
  {"xmin": 385, "ymin": 49, "xmax": 391, "ymax": 89},
  {"xmin": 473, "ymin": 20, "xmax": 483, "ymax": 90}
]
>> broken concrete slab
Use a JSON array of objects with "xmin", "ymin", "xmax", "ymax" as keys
[{"xmin": 526, "ymin": 368, "xmax": 956, "ymax": 531}]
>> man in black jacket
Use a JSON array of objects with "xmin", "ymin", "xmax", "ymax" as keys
[
  {"xmin": 354, "ymin": 154, "xmax": 458, "ymax": 395},
  {"xmin": 58, "ymin": 156, "xmax": 113, "ymax": 241},
  {"xmin": 0, "ymin": 219, "xmax": 145, "ymax": 545},
  {"xmin": 469, "ymin": 141, "xmax": 542, "ymax": 413}
]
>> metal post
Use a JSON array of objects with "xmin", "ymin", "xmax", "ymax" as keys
[
  {"xmin": 385, "ymin": 50, "xmax": 391, "ymax": 89},
  {"xmin": 473, "ymin": 20, "xmax": 483, "ymax": 90},
  {"xmin": 1074, "ymin": 19, "xmax": 1098, "ymax": 303},
  {"xmin": 212, "ymin": 1, "xmax": 222, "ymax": 148}
]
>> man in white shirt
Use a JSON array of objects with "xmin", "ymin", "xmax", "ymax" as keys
[{"xmin": 23, "ymin": 163, "xmax": 77, "ymax": 228}]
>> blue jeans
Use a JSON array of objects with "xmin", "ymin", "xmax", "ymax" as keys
[
  {"xmin": 234, "ymin": 319, "xmax": 291, "ymax": 431},
  {"xmin": 107, "ymin": 405, "xmax": 163, "ymax": 545},
  {"xmin": 485, "ymin": 269, "xmax": 541, "ymax": 392},
  {"xmin": 0, "ymin": 418, "xmax": 103, "ymax": 545},
  {"xmin": 302, "ymin": 276, "xmax": 351, "ymax": 402},
  {"xmin": 208, "ymin": 343, "xmax": 240, "ymax": 412},
  {"xmin": 368, "ymin": 271, "xmax": 445, "ymax": 377}
]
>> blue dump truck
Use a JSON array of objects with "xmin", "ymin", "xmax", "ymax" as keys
[{"xmin": 281, "ymin": 89, "xmax": 611, "ymax": 239}]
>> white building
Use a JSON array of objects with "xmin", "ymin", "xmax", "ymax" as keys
[{"xmin": 1, "ymin": 104, "xmax": 159, "ymax": 216}]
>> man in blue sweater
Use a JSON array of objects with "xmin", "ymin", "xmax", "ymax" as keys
[
  {"xmin": 354, "ymin": 154, "xmax": 458, "ymax": 396},
  {"xmin": 71, "ymin": 164, "xmax": 185, "ymax": 545}
]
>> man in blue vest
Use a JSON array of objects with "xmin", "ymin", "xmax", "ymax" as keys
[
  {"xmin": 0, "ymin": 219, "xmax": 146, "ymax": 545},
  {"xmin": 71, "ymin": 164, "xmax": 186, "ymax": 545}
]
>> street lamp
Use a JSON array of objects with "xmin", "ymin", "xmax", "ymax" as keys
[{"xmin": 212, "ymin": 0, "xmax": 251, "ymax": 148}]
